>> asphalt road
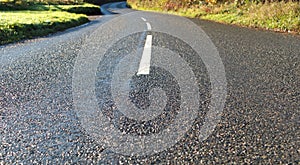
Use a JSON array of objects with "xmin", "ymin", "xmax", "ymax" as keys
[{"xmin": 1, "ymin": 2, "xmax": 299, "ymax": 164}]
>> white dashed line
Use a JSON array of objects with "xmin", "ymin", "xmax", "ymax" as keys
[
  {"xmin": 141, "ymin": 17, "xmax": 146, "ymax": 21},
  {"xmin": 146, "ymin": 22, "xmax": 152, "ymax": 30},
  {"xmin": 137, "ymin": 35, "xmax": 152, "ymax": 75}
]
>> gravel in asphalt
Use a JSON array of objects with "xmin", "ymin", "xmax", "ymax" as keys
[{"xmin": 0, "ymin": 5, "xmax": 299, "ymax": 164}]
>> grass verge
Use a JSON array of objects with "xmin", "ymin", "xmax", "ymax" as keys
[
  {"xmin": 0, "ymin": 3, "xmax": 100, "ymax": 45},
  {"xmin": 0, "ymin": 3, "xmax": 101, "ymax": 15},
  {"xmin": 127, "ymin": 1, "xmax": 300, "ymax": 34}
]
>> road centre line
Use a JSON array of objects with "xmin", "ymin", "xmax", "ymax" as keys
[
  {"xmin": 141, "ymin": 17, "xmax": 151, "ymax": 30},
  {"xmin": 137, "ymin": 35, "xmax": 152, "ymax": 75},
  {"xmin": 146, "ymin": 22, "xmax": 152, "ymax": 30}
]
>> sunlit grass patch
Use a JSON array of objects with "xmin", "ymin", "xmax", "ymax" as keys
[
  {"xmin": 0, "ymin": 1, "xmax": 100, "ymax": 45},
  {"xmin": 0, "ymin": 3, "xmax": 100, "ymax": 15},
  {"xmin": 0, "ymin": 11, "xmax": 89, "ymax": 44}
]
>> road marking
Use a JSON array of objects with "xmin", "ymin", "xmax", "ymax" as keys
[
  {"xmin": 137, "ymin": 35, "xmax": 152, "ymax": 75},
  {"xmin": 146, "ymin": 22, "xmax": 152, "ymax": 30},
  {"xmin": 141, "ymin": 17, "xmax": 146, "ymax": 21}
]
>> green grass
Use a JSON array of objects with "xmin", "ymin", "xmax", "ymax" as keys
[
  {"xmin": 0, "ymin": 11, "xmax": 88, "ymax": 44},
  {"xmin": 0, "ymin": 3, "xmax": 101, "ymax": 15},
  {"xmin": 0, "ymin": 0, "xmax": 85, "ymax": 5},
  {"xmin": 202, "ymin": 2, "xmax": 300, "ymax": 33},
  {"xmin": 127, "ymin": 0, "xmax": 300, "ymax": 34},
  {"xmin": 0, "ymin": 2, "xmax": 100, "ymax": 45}
]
